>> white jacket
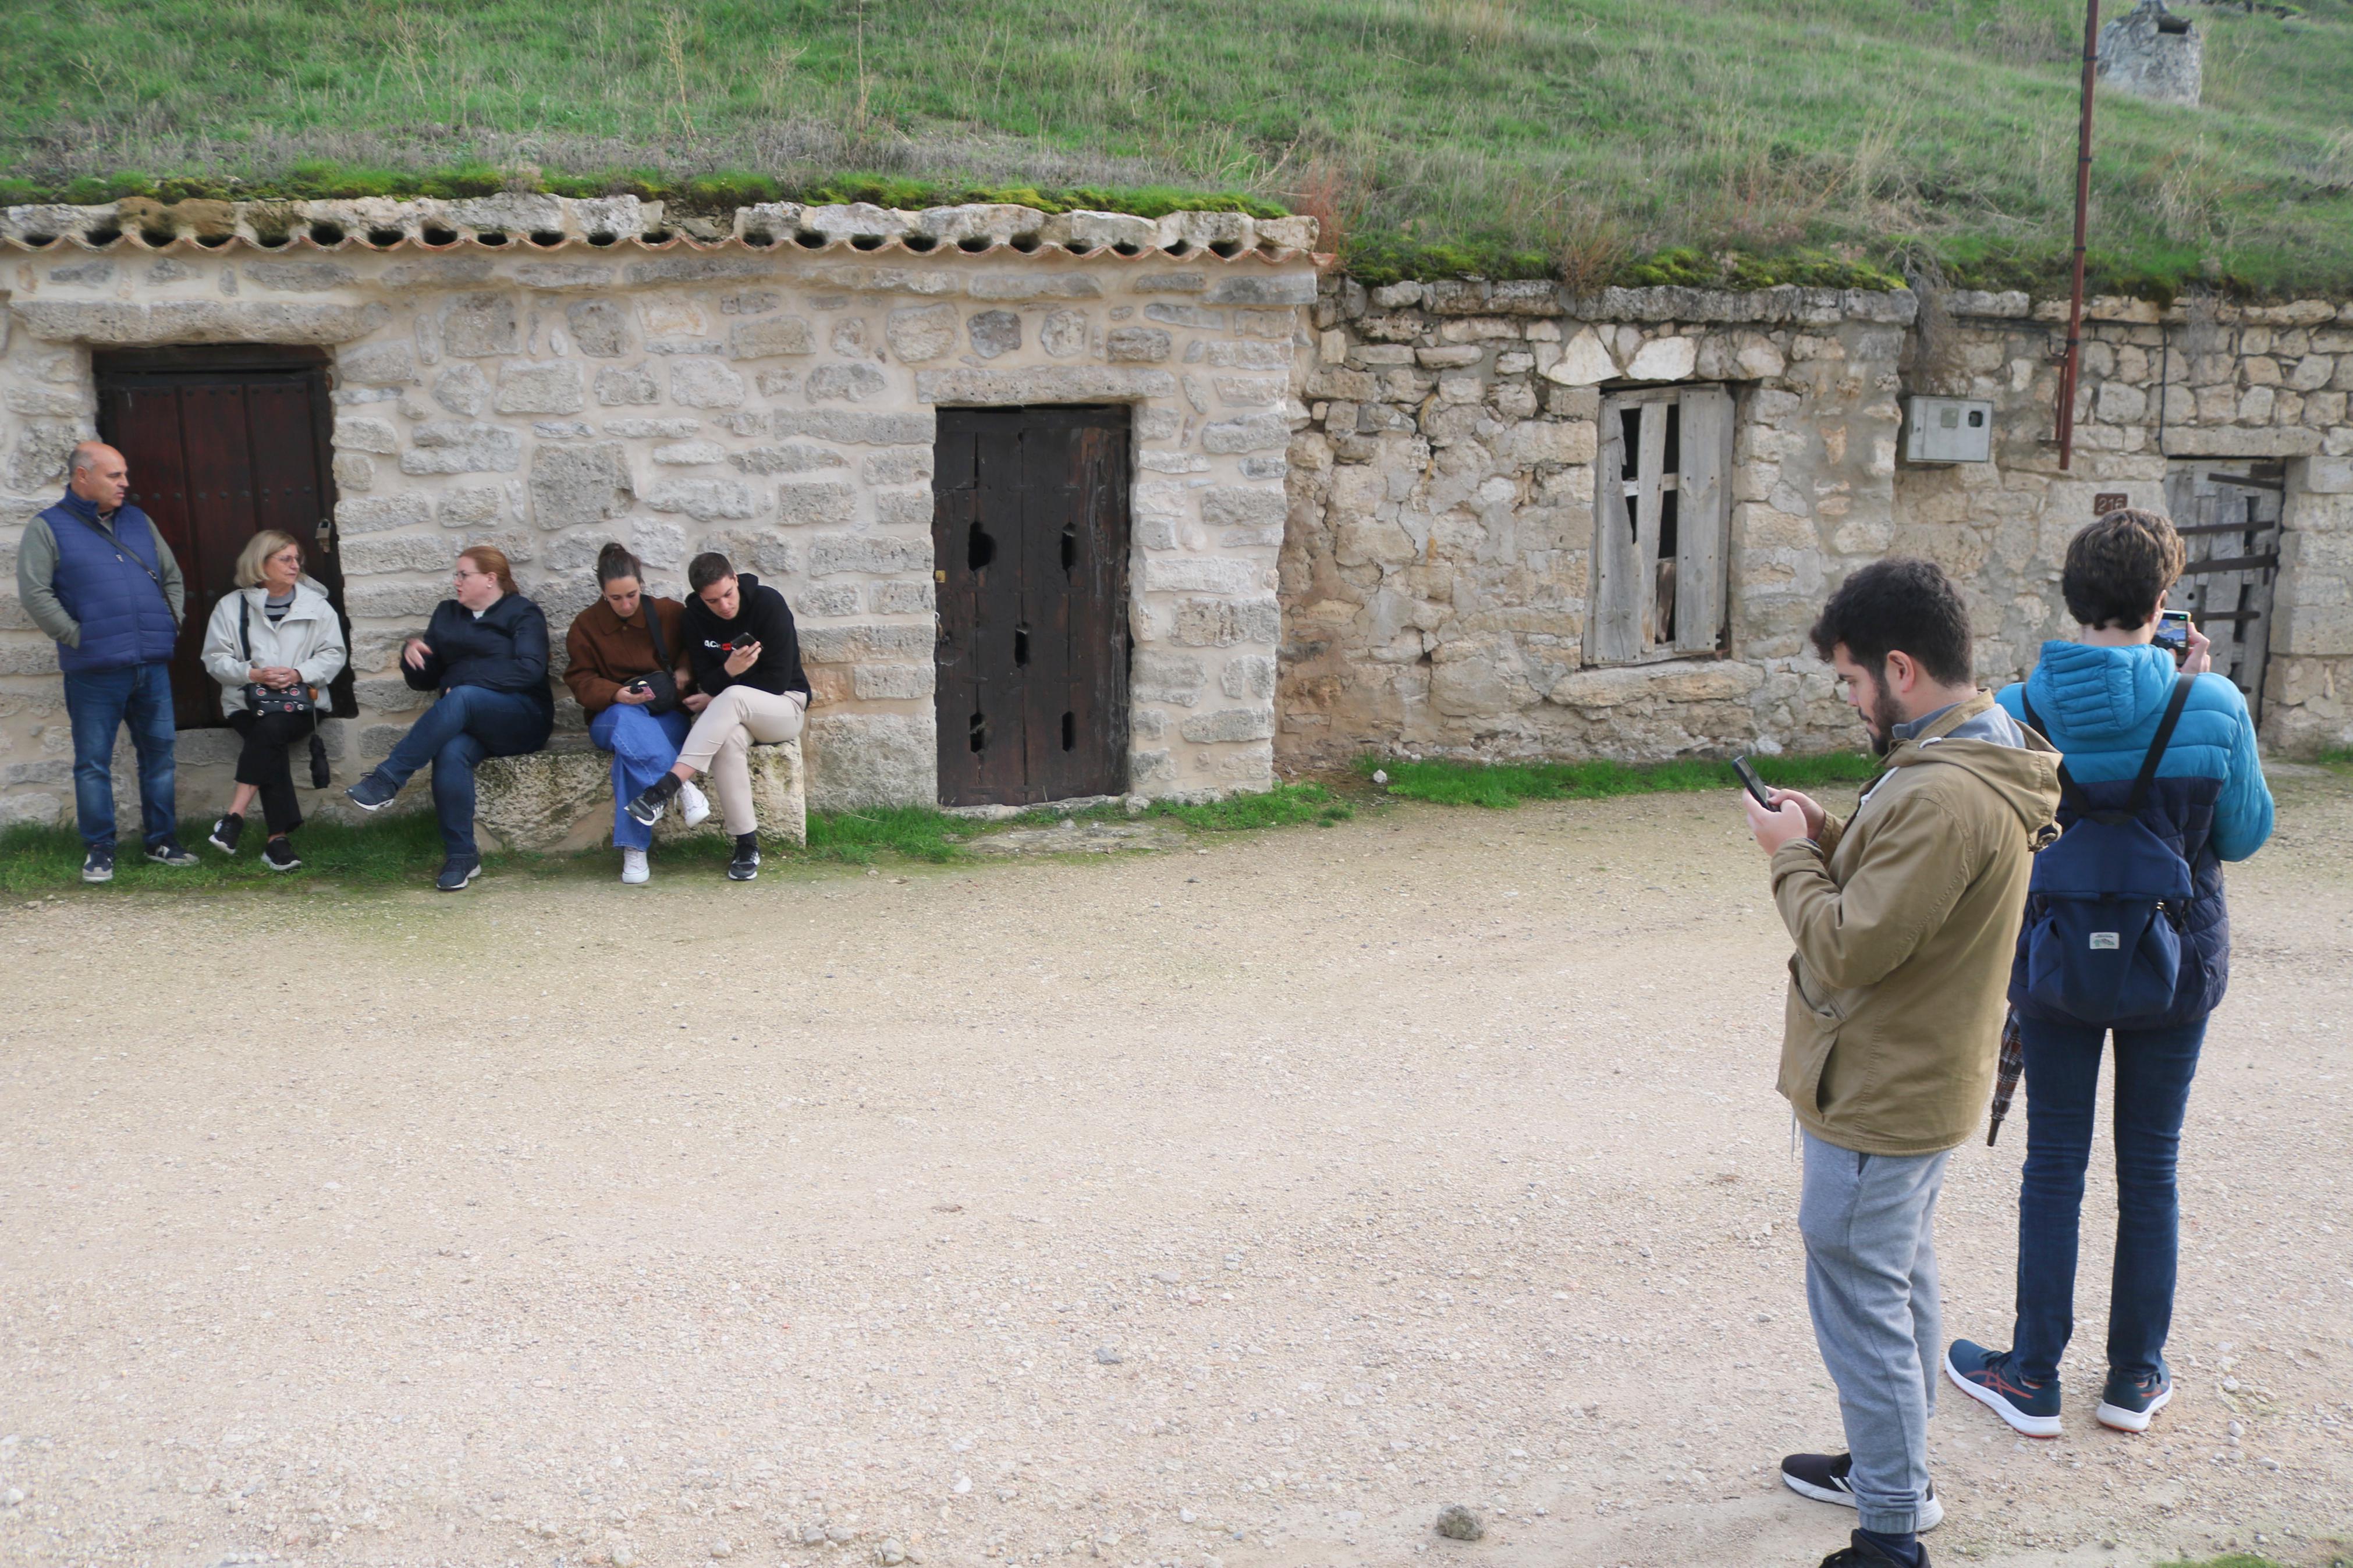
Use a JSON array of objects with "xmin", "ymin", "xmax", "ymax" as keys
[{"xmin": 200, "ymin": 577, "xmax": 347, "ymax": 715}]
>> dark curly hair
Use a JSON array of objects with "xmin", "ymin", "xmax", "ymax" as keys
[
  {"xmin": 1808, "ymin": 557, "xmax": 1974, "ymax": 686},
  {"xmin": 2063, "ymin": 508, "xmax": 2185, "ymax": 630}
]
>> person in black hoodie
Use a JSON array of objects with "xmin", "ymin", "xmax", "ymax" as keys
[
  {"xmin": 345, "ymin": 545, "xmax": 554, "ymax": 890},
  {"xmin": 625, "ymin": 551, "xmax": 808, "ymax": 881}
]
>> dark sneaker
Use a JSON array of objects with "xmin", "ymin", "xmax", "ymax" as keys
[
  {"xmin": 261, "ymin": 836, "xmax": 301, "ymax": 872},
  {"xmin": 207, "ymin": 813, "xmax": 244, "ymax": 855},
  {"xmin": 625, "ymin": 772, "xmax": 682, "ymax": 827},
  {"xmin": 346, "ymin": 771, "xmax": 399, "ymax": 812},
  {"xmin": 1946, "ymin": 1339, "xmax": 2061, "ymax": 1438},
  {"xmin": 1818, "ymin": 1530, "xmax": 1930, "ymax": 1568},
  {"xmin": 145, "ymin": 839, "xmax": 201, "ymax": 867},
  {"xmin": 2097, "ymin": 1362, "xmax": 2173, "ymax": 1432},
  {"xmin": 1780, "ymin": 1453, "xmax": 1943, "ymax": 1531},
  {"xmin": 435, "ymin": 856, "xmax": 482, "ymax": 893},
  {"xmin": 81, "ymin": 845, "xmax": 115, "ymax": 884},
  {"xmin": 727, "ymin": 833, "xmax": 760, "ymax": 881}
]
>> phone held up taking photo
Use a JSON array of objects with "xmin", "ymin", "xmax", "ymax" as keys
[
  {"xmin": 1731, "ymin": 755, "xmax": 1774, "ymax": 809},
  {"xmin": 2152, "ymin": 608, "xmax": 2194, "ymax": 665}
]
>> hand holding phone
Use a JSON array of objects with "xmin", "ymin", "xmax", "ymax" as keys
[
  {"xmin": 1730, "ymin": 755, "xmax": 1774, "ymax": 808},
  {"xmin": 2153, "ymin": 608, "xmax": 2194, "ymax": 666}
]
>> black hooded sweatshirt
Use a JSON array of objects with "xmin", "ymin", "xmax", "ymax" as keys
[{"xmin": 682, "ymin": 573, "xmax": 810, "ymax": 702}]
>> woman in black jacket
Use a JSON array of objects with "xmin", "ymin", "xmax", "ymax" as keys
[
  {"xmin": 345, "ymin": 546, "xmax": 553, "ymax": 890},
  {"xmin": 623, "ymin": 550, "xmax": 808, "ymax": 881}
]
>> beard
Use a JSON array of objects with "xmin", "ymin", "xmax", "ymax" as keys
[{"xmin": 1865, "ymin": 682, "xmax": 1905, "ymax": 756}]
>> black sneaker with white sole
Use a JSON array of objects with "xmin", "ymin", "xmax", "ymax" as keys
[
  {"xmin": 208, "ymin": 812, "xmax": 244, "ymax": 855},
  {"xmin": 435, "ymin": 855, "xmax": 482, "ymax": 892},
  {"xmin": 145, "ymin": 838, "xmax": 201, "ymax": 867},
  {"xmin": 81, "ymin": 845, "xmax": 115, "ymax": 883},
  {"xmin": 727, "ymin": 832, "xmax": 760, "ymax": 881},
  {"xmin": 1781, "ymin": 1453, "xmax": 1943, "ymax": 1532},
  {"xmin": 262, "ymin": 835, "xmax": 301, "ymax": 872}
]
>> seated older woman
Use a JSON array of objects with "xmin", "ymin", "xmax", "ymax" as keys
[
  {"xmin": 344, "ymin": 545, "xmax": 552, "ymax": 891},
  {"xmin": 562, "ymin": 542, "xmax": 710, "ymax": 884}
]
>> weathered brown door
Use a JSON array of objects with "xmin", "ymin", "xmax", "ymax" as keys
[
  {"xmin": 2162, "ymin": 460, "xmax": 2283, "ymax": 722},
  {"xmin": 932, "ymin": 407, "xmax": 1131, "ymax": 806},
  {"xmin": 94, "ymin": 346, "xmax": 350, "ymax": 729}
]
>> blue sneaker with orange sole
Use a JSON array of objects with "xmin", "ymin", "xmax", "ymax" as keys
[
  {"xmin": 1944, "ymin": 1339, "xmax": 2061, "ymax": 1438},
  {"xmin": 2096, "ymin": 1362, "xmax": 2173, "ymax": 1432}
]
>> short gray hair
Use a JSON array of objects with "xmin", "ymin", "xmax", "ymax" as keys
[{"xmin": 69, "ymin": 440, "xmax": 111, "ymax": 476}]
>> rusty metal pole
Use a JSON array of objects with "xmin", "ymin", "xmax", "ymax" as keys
[{"xmin": 2057, "ymin": 0, "xmax": 2100, "ymax": 471}]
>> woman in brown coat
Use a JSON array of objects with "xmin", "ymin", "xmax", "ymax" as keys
[{"xmin": 563, "ymin": 543, "xmax": 708, "ymax": 884}]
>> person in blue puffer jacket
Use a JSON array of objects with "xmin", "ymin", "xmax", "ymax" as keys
[{"xmin": 1944, "ymin": 509, "xmax": 2272, "ymax": 1445}]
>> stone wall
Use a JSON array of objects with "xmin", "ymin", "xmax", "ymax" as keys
[
  {"xmin": 1280, "ymin": 278, "xmax": 2353, "ymax": 766},
  {"xmin": 0, "ymin": 195, "xmax": 1320, "ymax": 827}
]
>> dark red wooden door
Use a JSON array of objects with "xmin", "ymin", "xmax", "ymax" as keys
[
  {"xmin": 94, "ymin": 349, "xmax": 348, "ymax": 728},
  {"xmin": 933, "ymin": 407, "xmax": 1130, "ymax": 806}
]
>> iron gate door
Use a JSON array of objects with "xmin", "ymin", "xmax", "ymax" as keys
[
  {"xmin": 932, "ymin": 407, "xmax": 1131, "ymax": 806},
  {"xmin": 2162, "ymin": 461, "xmax": 2282, "ymax": 721},
  {"xmin": 94, "ymin": 346, "xmax": 351, "ymax": 729}
]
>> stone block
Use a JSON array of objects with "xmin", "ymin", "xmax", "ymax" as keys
[
  {"xmin": 869, "ymin": 581, "xmax": 934, "ymax": 616},
  {"xmin": 670, "ymin": 359, "xmax": 747, "ymax": 410},
  {"xmin": 770, "ymin": 410, "xmax": 937, "ymax": 445},
  {"xmin": 342, "ymin": 534, "xmax": 460, "ymax": 575},
  {"xmin": 885, "ymin": 303, "xmax": 960, "ymax": 362},
  {"xmin": 438, "ymin": 488, "xmax": 503, "ymax": 528},
  {"xmin": 594, "ymin": 365, "xmax": 660, "ymax": 406},
  {"xmin": 1546, "ymin": 659, "xmax": 1764, "ymax": 708},
  {"xmin": 340, "ymin": 340, "xmax": 419, "ymax": 386},
  {"xmin": 798, "ymin": 622, "xmax": 933, "ymax": 663},
  {"xmin": 1179, "ymin": 706, "xmax": 1275, "ymax": 743},
  {"xmin": 776, "ymin": 480, "xmax": 857, "ymax": 525},
  {"xmin": 808, "ymin": 364, "xmax": 889, "ymax": 402},
  {"xmin": 433, "ymin": 363, "xmax": 491, "ymax": 415},
  {"xmin": 914, "ymin": 367, "xmax": 1175, "ymax": 405},
  {"xmin": 810, "ymin": 533, "xmax": 931, "ymax": 575},
  {"xmin": 335, "ymin": 493, "xmax": 432, "ymax": 535},
  {"xmin": 1625, "ymin": 336, "xmax": 1698, "ymax": 382},
  {"xmin": 1199, "ymin": 486, "xmax": 1286, "ymax": 529},
  {"xmin": 13, "ymin": 300, "xmax": 391, "ymax": 346},
  {"xmin": 1041, "ymin": 310, "xmax": 1090, "ymax": 358},
  {"xmin": 443, "ymin": 293, "xmax": 520, "ymax": 357},
  {"xmin": 1202, "ymin": 414, "xmax": 1290, "ymax": 454},
  {"xmin": 727, "ymin": 317, "xmax": 815, "ymax": 360},
  {"xmin": 1133, "ymin": 649, "xmax": 1206, "ymax": 706},
  {"xmin": 862, "ymin": 447, "xmax": 934, "ymax": 485},
  {"xmin": 851, "ymin": 662, "xmax": 934, "ymax": 701},
  {"xmin": 606, "ymin": 417, "xmax": 703, "ymax": 440},
  {"xmin": 475, "ymin": 741, "xmax": 804, "ymax": 851},
  {"xmin": 347, "ymin": 584, "xmax": 447, "ymax": 619},
  {"xmin": 332, "ymin": 451, "xmax": 375, "ymax": 491},
  {"xmin": 729, "ymin": 443, "xmax": 844, "ymax": 477},
  {"xmin": 968, "ymin": 310, "xmax": 1023, "ymax": 358},
  {"xmin": 494, "ymin": 361, "xmax": 585, "ymax": 415},
  {"xmin": 530, "ymin": 442, "xmax": 633, "ymax": 529},
  {"xmin": 1220, "ymin": 654, "xmax": 1277, "ymax": 700},
  {"xmin": 644, "ymin": 479, "xmax": 754, "ymax": 521},
  {"xmin": 399, "ymin": 421, "xmax": 521, "ymax": 475},
  {"xmin": 1108, "ymin": 327, "xmax": 1173, "ymax": 363},
  {"xmin": 1144, "ymin": 558, "xmax": 1262, "ymax": 595},
  {"xmin": 805, "ymin": 711, "xmax": 934, "ymax": 810},
  {"xmin": 652, "ymin": 440, "xmax": 726, "ymax": 466},
  {"xmin": 566, "ymin": 299, "xmax": 631, "ymax": 358},
  {"xmin": 1203, "ymin": 273, "xmax": 1317, "ymax": 307},
  {"xmin": 1170, "ymin": 596, "xmax": 1281, "ymax": 648}
]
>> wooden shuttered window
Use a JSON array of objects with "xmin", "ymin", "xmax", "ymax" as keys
[{"xmin": 1588, "ymin": 385, "xmax": 1734, "ymax": 664}]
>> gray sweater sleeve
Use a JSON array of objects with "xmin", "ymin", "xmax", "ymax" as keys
[
  {"xmin": 12, "ymin": 517, "xmax": 80, "ymax": 646},
  {"xmin": 151, "ymin": 520, "xmax": 186, "ymax": 625}
]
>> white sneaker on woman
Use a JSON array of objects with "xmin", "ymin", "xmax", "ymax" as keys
[
  {"xmin": 620, "ymin": 847, "xmax": 650, "ymax": 885},
  {"xmin": 677, "ymin": 779, "xmax": 711, "ymax": 828}
]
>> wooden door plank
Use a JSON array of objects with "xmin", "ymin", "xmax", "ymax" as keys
[
  {"xmin": 1071, "ymin": 418, "xmax": 1130, "ymax": 797},
  {"xmin": 1632, "ymin": 400, "xmax": 1667, "ymax": 652},
  {"xmin": 1674, "ymin": 386, "xmax": 1733, "ymax": 656},
  {"xmin": 1588, "ymin": 402, "xmax": 1639, "ymax": 663},
  {"xmin": 1018, "ymin": 419, "xmax": 1067, "ymax": 798},
  {"xmin": 973, "ymin": 417, "xmax": 1028, "ymax": 801},
  {"xmin": 932, "ymin": 415, "xmax": 982, "ymax": 805}
]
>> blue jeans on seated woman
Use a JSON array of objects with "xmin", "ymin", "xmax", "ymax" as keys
[
  {"xmin": 590, "ymin": 702, "xmax": 690, "ymax": 851},
  {"xmin": 2011, "ymin": 1014, "xmax": 2208, "ymax": 1384},
  {"xmin": 375, "ymin": 685, "xmax": 552, "ymax": 858}
]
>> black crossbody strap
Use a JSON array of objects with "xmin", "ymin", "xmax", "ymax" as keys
[
  {"xmin": 2127, "ymin": 673, "xmax": 2196, "ymax": 816},
  {"xmin": 70, "ymin": 511, "xmax": 166, "ymax": 593},
  {"xmin": 643, "ymin": 599, "xmax": 671, "ymax": 671},
  {"xmin": 238, "ymin": 591, "xmax": 253, "ymax": 664}
]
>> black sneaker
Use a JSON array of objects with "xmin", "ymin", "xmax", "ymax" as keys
[
  {"xmin": 261, "ymin": 836, "xmax": 301, "ymax": 872},
  {"xmin": 727, "ymin": 833, "xmax": 760, "ymax": 881},
  {"xmin": 207, "ymin": 813, "xmax": 244, "ymax": 855},
  {"xmin": 81, "ymin": 845, "xmax": 114, "ymax": 884},
  {"xmin": 626, "ymin": 772, "xmax": 682, "ymax": 827},
  {"xmin": 435, "ymin": 855, "xmax": 482, "ymax": 892},
  {"xmin": 346, "ymin": 771, "xmax": 399, "ymax": 812},
  {"xmin": 1819, "ymin": 1530, "xmax": 1930, "ymax": 1568},
  {"xmin": 2096, "ymin": 1361, "xmax": 2173, "ymax": 1432},
  {"xmin": 145, "ymin": 839, "xmax": 201, "ymax": 867},
  {"xmin": 1781, "ymin": 1453, "xmax": 1943, "ymax": 1531}
]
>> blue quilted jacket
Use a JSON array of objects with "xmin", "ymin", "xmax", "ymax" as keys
[{"xmin": 1997, "ymin": 641, "xmax": 2273, "ymax": 1027}]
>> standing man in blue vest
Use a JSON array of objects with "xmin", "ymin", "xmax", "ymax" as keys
[{"xmin": 15, "ymin": 440, "xmax": 202, "ymax": 881}]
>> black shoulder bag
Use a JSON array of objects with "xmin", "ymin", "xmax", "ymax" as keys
[
  {"xmin": 629, "ymin": 602, "xmax": 684, "ymax": 716},
  {"xmin": 240, "ymin": 595, "xmax": 331, "ymax": 787}
]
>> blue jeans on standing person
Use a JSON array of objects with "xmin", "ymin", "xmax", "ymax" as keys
[
  {"xmin": 590, "ymin": 703, "xmax": 690, "ymax": 851},
  {"xmin": 62, "ymin": 660, "xmax": 179, "ymax": 852},
  {"xmin": 374, "ymin": 685, "xmax": 552, "ymax": 859},
  {"xmin": 2011, "ymin": 1014, "xmax": 2209, "ymax": 1384}
]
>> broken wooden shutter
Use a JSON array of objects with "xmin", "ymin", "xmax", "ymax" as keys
[{"xmin": 1586, "ymin": 385, "xmax": 1734, "ymax": 664}]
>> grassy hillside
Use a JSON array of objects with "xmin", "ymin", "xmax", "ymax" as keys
[{"xmin": 3, "ymin": 0, "xmax": 2351, "ymax": 297}]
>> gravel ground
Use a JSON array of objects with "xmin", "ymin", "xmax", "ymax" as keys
[{"xmin": 3, "ymin": 770, "xmax": 2348, "ymax": 1568}]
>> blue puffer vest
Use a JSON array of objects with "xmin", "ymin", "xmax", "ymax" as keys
[
  {"xmin": 1997, "ymin": 641, "xmax": 2275, "ymax": 1029},
  {"xmin": 43, "ymin": 491, "xmax": 179, "ymax": 674}
]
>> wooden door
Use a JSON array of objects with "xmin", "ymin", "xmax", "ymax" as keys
[
  {"xmin": 94, "ymin": 348, "xmax": 350, "ymax": 728},
  {"xmin": 2162, "ymin": 461, "xmax": 2283, "ymax": 721},
  {"xmin": 932, "ymin": 407, "xmax": 1131, "ymax": 806}
]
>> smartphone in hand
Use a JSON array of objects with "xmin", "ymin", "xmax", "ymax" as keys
[
  {"xmin": 2153, "ymin": 608, "xmax": 2194, "ymax": 665},
  {"xmin": 1730, "ymin": 755, "xmax": 1775, "ymax": 809}
]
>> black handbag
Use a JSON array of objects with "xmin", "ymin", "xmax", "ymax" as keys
[{"xmin": 630, "ymin": 601, "xmax": 683, "ymax": 716}]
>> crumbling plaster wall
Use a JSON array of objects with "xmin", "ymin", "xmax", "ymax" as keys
[{"xmin": 0, "ymin": 197, "xmax": 1321, "ymax": 827}]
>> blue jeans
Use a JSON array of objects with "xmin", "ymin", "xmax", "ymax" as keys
[
  {"xmin": 374, "ymin": 686, "xmax": 551, "ymax": 858},
  {"xmin": 2011, "ymin": 1014, "xmax": 2208, "ymax": 1383},
  {"xmin": 590, "ymin": 703, "xmax": 689, "ymax": 850},
  {"xmin": 62, "ymin": 661, "xmax": 179, "ymax": 852}
]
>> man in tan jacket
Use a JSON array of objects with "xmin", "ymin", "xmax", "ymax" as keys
[{"xmin": 1744, "ymin": 559, "xmax": 2060, "ymax": 1568}]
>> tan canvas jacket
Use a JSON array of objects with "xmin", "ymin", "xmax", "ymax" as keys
[{"xmin": 1772, "ymin": 693, "xmax": 2062, "ymax": 1156}]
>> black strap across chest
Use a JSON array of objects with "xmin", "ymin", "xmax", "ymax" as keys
[
  {"xmin": 2022, "ymin": 671, "xmax": 2195, "ymax": 824},
  {"xmin": 641, "ymin": 600, "xmax": 671, "ymax": 671}
]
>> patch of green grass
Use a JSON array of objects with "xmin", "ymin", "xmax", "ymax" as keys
[
  {"xmin": 2156, "ymin": 1554, "xmax": 2295, "ymax": 1568},
  {"xmin": 1355, "ymin": 752, "xmax": 1880, "ymax": 809},
  {"xmin": 0, "ymin": 812, "xmax": 450, "ymax": 895},
  {"xmin": 1144, "ymin": 782, "xmax": 1353, "ymax": 831},
  {"xmin": 2317, "ymin": 745, "xmax": 2353, "ymax": 772},
  {"xmin": 4, "ymin": 2, "xmax": 2352, "ymax": 294}
]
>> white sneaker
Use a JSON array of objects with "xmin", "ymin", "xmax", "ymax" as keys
[
  {"xmin": 677, "ymin": 779, "xmax": 711, "ymax": 828},
  {"xmin": 620, "ymin": 847, "xmax": 650, "ymax": 885}
]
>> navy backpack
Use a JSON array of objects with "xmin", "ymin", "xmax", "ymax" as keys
[{"xmin": 2019, "ymin": 673, "xmax": 2197, "ymax": 1023}]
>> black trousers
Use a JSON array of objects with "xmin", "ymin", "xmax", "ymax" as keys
[{"xmin": 226, "ymin": 708, "xmax": 315, "ymax": 835}]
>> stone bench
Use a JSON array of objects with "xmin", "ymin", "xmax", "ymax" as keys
[{"xmin": 473, "ymin": 735, "xmax": 806, "ymax": 853}]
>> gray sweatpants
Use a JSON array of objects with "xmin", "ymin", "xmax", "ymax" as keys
[{"xmin": 1798, "ymin": 1130, "xmax": 1950, "ymax": 1535}]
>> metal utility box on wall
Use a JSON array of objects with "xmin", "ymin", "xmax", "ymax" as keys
[{"xmin": 1904, "ymin": 397, "xmax": 1994, "ymax": 464}]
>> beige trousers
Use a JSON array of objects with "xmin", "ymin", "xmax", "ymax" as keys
[{"xmin": 676, "ymin": 684, "xmax": 804, "ymax": 835}]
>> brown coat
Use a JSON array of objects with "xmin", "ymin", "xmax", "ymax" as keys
[
  {"xmin": 562, "ymin": 595, "xmax": 691, "ymax": 716},
  {"xmin": 1770, "ymin": 694, "xmax": 2061, "ymax": 1155}
]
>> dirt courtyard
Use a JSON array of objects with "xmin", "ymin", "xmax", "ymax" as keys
[{"xmin": 2, "ymin": 773, "xmax": 2348, "ymax": 1568}]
